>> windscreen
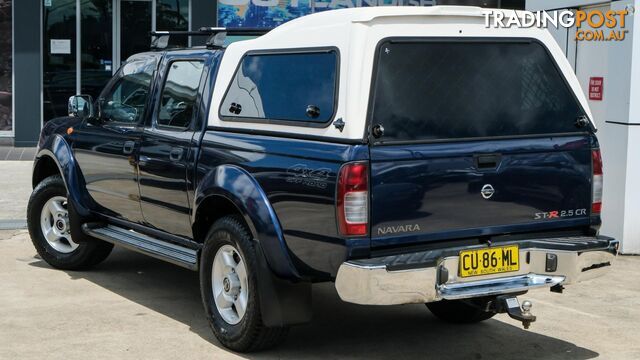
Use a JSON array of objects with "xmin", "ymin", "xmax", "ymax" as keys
[{"xmin": 369, "ymin": 40, "xmax": 586, "ymax": 143}]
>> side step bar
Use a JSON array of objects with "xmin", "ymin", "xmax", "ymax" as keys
[{"xmin": 82, "ymin": 223, "xmax": 198, "ymax": 270}]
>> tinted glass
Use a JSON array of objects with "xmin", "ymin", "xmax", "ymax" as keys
[
  {"xmin": 43, "ymin": 0, "xmax": 76, "ymax": 123},
  {"xmin": 100, "ymin": 58, "xmax": 155, "ymax": 124},
  {"xmin": 221, "ymin": 51, "xmax": 337, "ymax": 124},
  {"xmin": 81, "ymin": 0, "xmax": 113, "ymax": 100},
  {"xmin": 157, "ymin": 61, "xmax": 204, "ymax": 129},
  {"xmin": 121, "ymin": 0, "xmax": 151, "ymax": 63},
  {"xmin": 370, "ymin": 41, "xmax": 585, "ymax": 143},
  {"xmin": 156, "ymin": 0, "xmax": 189, "ymax": 48},
  {"xmin": 0, "ymin": 0, "xmax": 11, "ymax": 131}
]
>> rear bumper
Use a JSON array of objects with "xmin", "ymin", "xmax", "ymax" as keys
[{"xmin": 335, "ymin": 236, "xmax": 618, "ymax": 305}]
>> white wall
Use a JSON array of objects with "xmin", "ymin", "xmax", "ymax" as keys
[
  {"xmin": 621, "ymin": 0, "xmax": 640, "ymax": 253},
  {"xmin": 527, "ymin": 0, "xmax": 640, "ymax": 253}
]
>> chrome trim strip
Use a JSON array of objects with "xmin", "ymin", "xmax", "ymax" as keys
[{"xmin": 438, "ymin": 274, "xmax": 565, "ymax": 300}]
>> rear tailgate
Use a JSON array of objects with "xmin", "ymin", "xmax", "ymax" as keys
[
  {"xmin": 370, "ymin": 136, "xmax": 593, "ymax": 247},
  {"xmin": 368, "ymin": 39, "xmax": 595, "ymax": 249}
]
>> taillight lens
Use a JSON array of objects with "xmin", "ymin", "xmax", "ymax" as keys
[
  {"xmin": 592, "ymin": 149, "xmax": 603, "ymax": 214},
  {"xmin": 337, "ymin": 162, "xmax": 369, "ymax": 236}
]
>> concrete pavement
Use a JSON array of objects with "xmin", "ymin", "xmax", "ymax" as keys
[
  {"xmin": 0, "ymin": 147, "xmax": 37, "ymax": 161},
  {"xmin": 1, "ymin": 229, "xmax": 639, "ymax": 360},
  {"xmin": 0, "ymin": 160, "xmax": 32, "ymax": 225}
]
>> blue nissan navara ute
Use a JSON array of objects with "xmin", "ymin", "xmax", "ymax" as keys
[{"xmin": 27, "ymin": 6, "xmax": 618, "ymax": 352}]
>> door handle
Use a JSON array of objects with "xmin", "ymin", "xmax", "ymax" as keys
[
  {"xmin": 475, "ymin": 154, "xmax": 501, "ymax": 170},
  {"xmin": 123, "ymin": 140, "xmax": 135, "ymax": 155},
  {"xmin": 169, "ymin": 147, "xmax": 184, "ymax": 162}
]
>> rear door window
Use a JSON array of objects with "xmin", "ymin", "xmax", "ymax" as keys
[
  {"xmin": 157, "ymin": 60, "xmax": 205, "ymax": 129},
  {"xmin": 369, "ymin": 40, "xmax": 586, "ymax": 143},
  {"xmin": 220, "ymin": 50, "xmax": 338, "ymax": 125}
]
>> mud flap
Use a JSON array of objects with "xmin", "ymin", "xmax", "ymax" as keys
[
  {"xmin": 67, "ymin": 200, "xmax": 99, "ymax": 244},
  {"xmin": 254, "ymin": 241, "xmax": 312, "ymax": 327}
]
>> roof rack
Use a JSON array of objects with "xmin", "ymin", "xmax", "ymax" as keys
[{"xmin": 150, "ymin": 27, "xmax": 271, "ymax": 50}]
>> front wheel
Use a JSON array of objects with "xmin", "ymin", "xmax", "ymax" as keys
[
  {"xmin": 27, "ymin": 175, "xmax": 113, "ymax": 270},
  {"xmin": 426, "ymin": 299, "xmax": 496, "ymax": 324},
  {"xmin": 199, "ymin": 215, "xmax": 288, "ymax": 352}
]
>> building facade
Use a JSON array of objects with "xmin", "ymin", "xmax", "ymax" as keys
[
  {"xmin": 2, "ymin": 0, "xmax": 523, "ymax": 146},
  {"xmin": 526, "ymin": 0, "xmax": 640, "ymax": 253},
  {"xmin": 4, "ymin": 0, "xmax": 215, "ymax": 145}
]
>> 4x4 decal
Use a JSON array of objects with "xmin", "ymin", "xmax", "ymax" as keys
[{"xmin": 286, "ymin": 164, "xmax": 331, "ymax": 189}]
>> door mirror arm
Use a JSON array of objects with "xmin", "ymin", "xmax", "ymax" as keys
[{"xmin": 85, "ymin": 98, "xmax": 106, "ymax": 126}]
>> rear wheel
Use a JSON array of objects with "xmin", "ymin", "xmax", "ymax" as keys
[
  {"xmin": 200, "ymin": 215, "xmax": 288, "ymax": 352},
  {"xmin": 27, "ymin": 175, "xmax": 113, "ymax": 270},
  {"xmin": 426, "ymin": 299, "xmax": 496, "ymax": 324}
]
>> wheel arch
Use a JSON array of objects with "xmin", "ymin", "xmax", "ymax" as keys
[
  {"xmin": 32, "ymin": 154, "xmax": 60, "ymax": 188},
  {"xmin": 194, "ymin": 165, "xmax": 312, "ymax": 327},
  {"xmin": 193, "ymin": 164, "xmax": 299, "ymax": 280},
  {"xmin": 193, "ymin": 194, "xmax": 246, "ymax": 244},
  {"xmin": 33, "ymin": 134, "xmax": 93, "ymax": 218}
]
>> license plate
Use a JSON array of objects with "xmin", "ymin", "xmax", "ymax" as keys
[{"xmin": 459, "ymin": 245, "xmax": 519, "ymax": 278}]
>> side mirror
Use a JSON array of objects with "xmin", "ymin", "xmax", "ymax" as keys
[{"xmin": 68, "ymin": 95, "xmax": 94, "ymax": 119}]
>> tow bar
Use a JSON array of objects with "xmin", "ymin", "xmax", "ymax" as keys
[{"xmin": 493, "ymin": 295, "xmax": 536, "ymax": 329}]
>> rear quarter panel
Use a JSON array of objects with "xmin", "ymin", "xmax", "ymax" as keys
[{"xmin": 197, "ymin": 131, "xmax": 369, "ymax": 279}]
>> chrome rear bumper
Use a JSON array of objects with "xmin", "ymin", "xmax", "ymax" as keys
[{"xmin": 335, "ymin": 236, "xmax": 618, "ymax": 305}]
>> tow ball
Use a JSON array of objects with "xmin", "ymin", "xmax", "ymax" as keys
[{"xmin": 493, "ymin": 295, "xmax": 536, "ymax": 329}]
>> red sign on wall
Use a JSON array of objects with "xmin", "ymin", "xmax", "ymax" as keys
[{"xmin": 589, "ymin": 77, "xmax": 604, "ymax": 101}]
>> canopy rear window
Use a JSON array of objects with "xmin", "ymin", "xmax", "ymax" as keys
[{"xmin": 369, "ymin": 40, "xmax": 586, "ymax": 143}]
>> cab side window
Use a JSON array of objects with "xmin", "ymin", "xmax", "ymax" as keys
[
  {"xmin": 99, "ymin": 58, "xmax": 156, "ymax": 124},
  {"xmin": 157, "ymin": 60, "xmax": 205, "ymax": 129}
]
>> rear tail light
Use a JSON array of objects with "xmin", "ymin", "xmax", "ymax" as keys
[
  {"xmin": 592, "ymin": 149, "xmax": 603, "ymax": 214},
  {"xmin": 337, "ymin": 162, "xmax": 369, "ymax": 236}
]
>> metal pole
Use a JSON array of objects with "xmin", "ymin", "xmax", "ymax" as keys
[
  {"xmin": 76, "ymin": 0, "xmax": 81, "ymax": 95},
  {"xmin": 113, "ymin": 0, "xmax": 119, "ymax": 73},
  {"xmin": 152, "ymin": 0, "xmax": 156, "ymax": 32}
]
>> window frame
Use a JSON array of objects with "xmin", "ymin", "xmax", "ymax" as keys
[
  {"xmin": 154, "ymin": 58, "xmax": 207, "ymax": 132},
  {"xmin": 218, "ymin": 47, "xmax": 341, "ymax": 129},
  {"xmin": 365, "ymin": 37, "xmax": 593, "ymax": 146}
]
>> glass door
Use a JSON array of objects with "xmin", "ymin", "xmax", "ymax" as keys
[
  {"xmin": 42, "ymin": 0, "xmax": 191, "ymax": 127},
  {"xmin": 81, "ymin": 0, "xmax": 113, "ymax": 101},
  {"xmin": 0, "ymin": 0, "xmax": 12, "ymax": 133},
  {"xmin": 156, "ymin": 0, "xmax": 189, "ymax": 48},
  {"xmin": 118, "ymin": 0, "xmax": 152, "ymax": 64},
  {"xmin": 43, "ymin": 0, "xmax": 77, "ymax": 122}
]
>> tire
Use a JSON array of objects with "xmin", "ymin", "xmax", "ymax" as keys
[
  {"xmin": 199, "ymin": 215, "xmax": 288, "ymax": 352},
  {"xmin": 27, "ymin": 175, "xmax": 113, "ymax": 270},
  {"xmin": 426, "ymin": 299, "xmax": 496, "ymax": 324}
]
